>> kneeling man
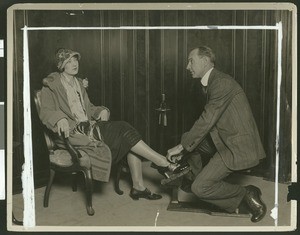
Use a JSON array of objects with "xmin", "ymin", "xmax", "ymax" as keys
[{"xmin": 167, "ymin": 46, "xmax": 267, "ymax": 223}]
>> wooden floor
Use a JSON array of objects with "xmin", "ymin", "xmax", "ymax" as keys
[{"xmin": 11, "ymin": 161, "xmax": 293, "ymax": 231}]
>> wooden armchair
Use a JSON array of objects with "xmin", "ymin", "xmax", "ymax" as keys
[{"xmin": 33, "ymin": 90, "xmax": 94, "ymax": 216}]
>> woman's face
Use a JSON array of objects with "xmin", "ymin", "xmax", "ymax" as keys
[{"xmin": 63, "ymin": 56, "xmax": 79, "ymax": 76}]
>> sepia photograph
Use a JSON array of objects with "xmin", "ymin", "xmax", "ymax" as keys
[{"xmin": 6, "ymin": 2, "xmax": 297, "ymax": 232}]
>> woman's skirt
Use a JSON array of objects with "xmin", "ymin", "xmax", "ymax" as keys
[{"xmin": 95, "ymin": 121, "xmax": 142, "ymax": 164}]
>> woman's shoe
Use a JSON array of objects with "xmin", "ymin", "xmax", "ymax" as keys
[
  {"xmin": 129, "ymin": 188, "xmax": 162, "ymax": 200},
  {"xmin": 151, "ymin": 162, "xmax": 190, "ymax": 178},
  {"xmin": 173, "ymin": 161, "xmax": 190, "ymax": 174},
  {"xmin": 150, "ymin": 163, "xmax": 173, "ymax": 178}
]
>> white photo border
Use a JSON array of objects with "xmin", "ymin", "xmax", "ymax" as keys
[{"xmin": 6, "ymin": 2, "xmax": 297, "ymax": 232}]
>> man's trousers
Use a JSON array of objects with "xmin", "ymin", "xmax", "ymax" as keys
[{"xmin": 187, "ymin": 135, "xmax": 247, "ymax": 213}]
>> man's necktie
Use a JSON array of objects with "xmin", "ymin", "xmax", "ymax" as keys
[
  {"xmin": 201, "ymin": 85, "xmax": 207, "ymax": 95},
  {"xmin": 201, "ymin": 85, "xmax": 208, "ymax": 103}
]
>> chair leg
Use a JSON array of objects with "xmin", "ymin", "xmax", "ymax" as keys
[
  {"xmin": 44, "ymin": 169, "xmax": 55, "ymax": 208},
  {"xmin": 71, "ymin": 172, "xmax": 77, "ymax": 192},
  {"xmin": 114, "ymin": 162, "xmax": 124, "ymax": 195},
  {"xmin": 82, "ymin": 168, "xmax": 95, "ymax": 216}
]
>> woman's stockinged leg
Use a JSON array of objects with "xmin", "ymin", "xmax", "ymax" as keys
[
  {"xmin": 127, "ymin": 152, "xmax": 145, "ymax": 191},
  {"xmin": 130, "ymin": 140, "xmax": 169, "ymax": 167},
  {"xmin": 127, "ymin": 152, "xmax": 163, "ymax": 200}
]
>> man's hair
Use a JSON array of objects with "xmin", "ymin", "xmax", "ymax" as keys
[{"xmin": 196, "ymin": 46, "xmax": 215, "ymax": 65}]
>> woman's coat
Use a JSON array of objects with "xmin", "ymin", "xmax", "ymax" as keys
[{"xmin": 39, "ymin": 72, "xmax": 112, "ymax": 182}]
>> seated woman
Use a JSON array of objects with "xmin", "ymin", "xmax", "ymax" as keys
[{"xmin": 39, "ymin": 48, "xmax": 184, "ymax": 200}]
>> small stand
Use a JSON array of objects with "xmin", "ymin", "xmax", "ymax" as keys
[
  {"xmin": 155, "ymin": 93, "xmax": 171, "ymax": 153},
  {"xmin": 155, "ymin": 107, "xmax": 171, "ymax": 127},
  {"xmin": 155, "ymin": 93, "xmax": 170, "ymax": 127},
  {"xmin": 167, "ymin": 199, "xmax": 251, "ymax": 218},
  {"xmin": 163, "ymin": 174, "xmax": 250, "ymax": 218}
]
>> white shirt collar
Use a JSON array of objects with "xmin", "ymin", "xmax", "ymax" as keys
[{"xmin": 200, "ymin": 67, "xmax": 214, "ymax": 86}]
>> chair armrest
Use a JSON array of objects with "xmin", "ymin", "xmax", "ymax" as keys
[{"xmin": 63, "ymin": 135, "xmax": 82, "ymax": 164}]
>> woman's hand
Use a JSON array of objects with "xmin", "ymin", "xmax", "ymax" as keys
[
  {"xmin": 166, "ymin": 144, "xmax": 184, "ymax": 163},
  {"xmin": 56, "ymin": 118, "xmax": 70, "ymax": 138},
  {"xmin": 97, "ymin": 109, "xmax": 110, "ymax": 121},
  {"xmin": 75, "ymin": 121, "xmax": 90, "ymax": 135}
]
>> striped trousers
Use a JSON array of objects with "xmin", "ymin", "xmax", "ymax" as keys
[{"xmin": 188, "ymin": 135, "xmax": 247, "ymax": 213}]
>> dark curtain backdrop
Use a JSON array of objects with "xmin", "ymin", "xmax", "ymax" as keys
[{"xmin": 12, "ymin": 10, "xmax": 293, "ymax": 192}]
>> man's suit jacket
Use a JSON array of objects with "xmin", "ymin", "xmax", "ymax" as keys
[{"xmin": 181, "ymin": 69, "xmax": 266, "ymax": 171}]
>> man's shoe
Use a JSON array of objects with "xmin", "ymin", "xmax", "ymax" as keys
[{"xmin": 243, "ymin": 185, "xmax": 267, "ymax": 222}]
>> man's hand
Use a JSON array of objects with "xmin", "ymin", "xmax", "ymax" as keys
[
  {"xmin": 97, "ymin": 109, "xmax": 110, "ymax": 121},
  {"xmin": 166, "ymin": 144, "xmax": 184, "ymax": 163},
  {"xmin": 57, "ymin": 118, "xmax": 70, "ymax": 138}
]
